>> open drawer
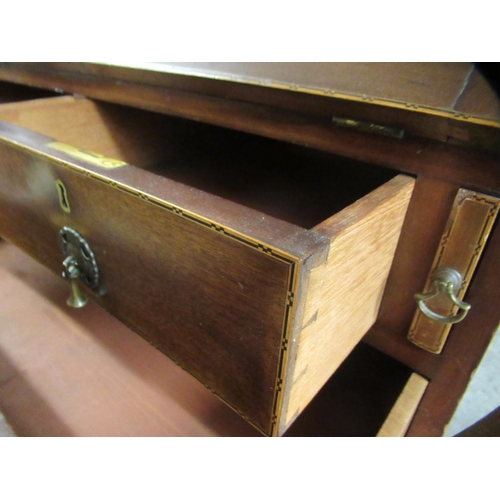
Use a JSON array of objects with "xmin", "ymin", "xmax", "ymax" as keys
[{"xmin": 0, "ymin": 95, "xmax": 414, "ymax": 436}]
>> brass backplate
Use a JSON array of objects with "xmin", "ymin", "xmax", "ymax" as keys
[{"xmin": 408, "ymin": 189, "xmax": 500, "ymax": 353}]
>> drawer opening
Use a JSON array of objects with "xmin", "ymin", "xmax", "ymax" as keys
[
  {"xmin": 0, "ymin": 81, "xmax": 62, "ymax": 105},
  {"xmin": 284, "ymin": 343, "xmax": 427, "ymax": 437},
  {"xmin": 0, "ymin": 97, "xmax": 400, "ymax": 229},
  {"xmin": 125, "ymin": 117, "xmax": 398, "ymax": 230}
]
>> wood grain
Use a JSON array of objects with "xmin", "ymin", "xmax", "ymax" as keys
[
  {"xmin": 4, "ymin": 63, "xmax": 498, "ymax": 145},
  {"xmin": 0, "ymin": 96, "xmax": 193, "ymax": 170},
  {"xmin": 375, "ymin": 176, "xmax": 460, "ymax": 338},
  {"xmin": 0, "ymin": 134, "xmax": 298, "ymax": 435},
  {"xmin": 280, "ymin": 176, "xmax": 415, "ymax": 432},
  {"xmin": 2, "ymin": 70, "xmax": 496, "ymax": 437},
  {"xmin": 159, "ymin": 62, "xmax": 474, "ymax": 109},
  {"xmin": 0, "ymin": 243, "xmax": 261, "ymax": 437},
  {"xmin": 363, "ymin": 177, "xmax": 500, "ymax": 425},
  {"xmin": 0, "ymin": 242, "xmax": 417, "ymax": 437},
  {"xmin": 376, "ymin": 373, "xmax": 428, "ymax": 437}
]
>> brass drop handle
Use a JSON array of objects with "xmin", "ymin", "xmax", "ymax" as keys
[
  {"xmin": 415, "ymin": 267, "xmax": 471, "ymax": 325},
  {"xmin": 62, "ymin": 255, "xmax": 88, "ymax": 308},
  {"xmin": 59, "ymin": 227, "xmax": 100, "ymax": 309}
]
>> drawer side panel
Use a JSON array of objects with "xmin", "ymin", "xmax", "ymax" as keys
[{"xmin": 281, "ymin": 175, "xmax": 415, "ymax": 432}]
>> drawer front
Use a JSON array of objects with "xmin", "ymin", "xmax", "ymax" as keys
[{"xmin": 0, "ymin": 129, "xmax": 307, "ymax": 436}]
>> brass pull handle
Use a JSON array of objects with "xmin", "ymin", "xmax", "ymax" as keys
[
  {"xmin": 415, "ymin": 267, "xmax": 471, "ymax": 325},
  {"xmin": 62, "ymin": 256, "xmax": 88, "ymax": 308},
  {"xmin": 59, "ymin": 227, "xmax": 100, "ymax": 309}
]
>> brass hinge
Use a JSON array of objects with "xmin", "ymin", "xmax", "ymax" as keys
[{"xmin": 331, "ymin": 116, "xmax": 405, "ymax": 139}]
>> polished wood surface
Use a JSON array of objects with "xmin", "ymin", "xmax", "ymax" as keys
[
  {"xmin": 366, "ymin": 167, "xmax": 500, "ymax": 436},
  {"xmin": 371, "ymin": 176, "xmax": 459, "ymax": 344},
  {"xmin": 1, "ymin": 63, "xmax": 499, "ymax": 155},
  {"xmin": 0, "ymin": 243, "xmax": 261, "ymax": 437},
  {"xmin": 367, "ymin": 259, "xmax": 500, "ymax": 436},
  {"xmin": 4, "ymin": 64, "xmax": 500, "ymax": 190},
  {"xmin": 0, "ymin": 123, "xmax": 295, "ymax": 435},
  {"xmin": 455, "ymin": 67, "xmax": 500, "ymax": 121},
  {"xmin": 0, "ymin": 63, "xmax": 499, "ymax": 436},
  {"xmin": 161, "ymin": 62, "xmax": 475, "ymax": 108},
  {"xmin": 0, "ymin": 96, "xmax": 400, "ymax": 230}
]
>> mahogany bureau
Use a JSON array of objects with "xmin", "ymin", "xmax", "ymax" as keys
[{"xmin": 0, "ymin": 63, "xmax": 498, "ymax": 437}]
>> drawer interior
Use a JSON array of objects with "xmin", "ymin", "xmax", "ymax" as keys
[
  {"xmin": 0, "ymin": 81, "xmax": 61, "ymax": 105},
  {"xmin": 0, "ymin": 96, "xmax": 398, "ymax": 229},
  {"xmin": 285, "ymin": 342, "xmax": 426, "ymax": 436}
]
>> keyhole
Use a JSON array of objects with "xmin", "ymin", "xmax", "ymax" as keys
[{"xmin": 56, "ymin": 180, "xmax": 71, "ymax": 213}]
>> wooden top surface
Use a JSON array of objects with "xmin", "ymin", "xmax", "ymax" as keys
[
  {"xmin": 9, "ymin": 62, "xmax": 498, "ymax": 122},
  {"xmin": 0, "ymin": 62, "xmax": 499, "ymax": 153},
  {"xmin": 144, "ymin": 62, "xmax": 500, "ymax": 122}
]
